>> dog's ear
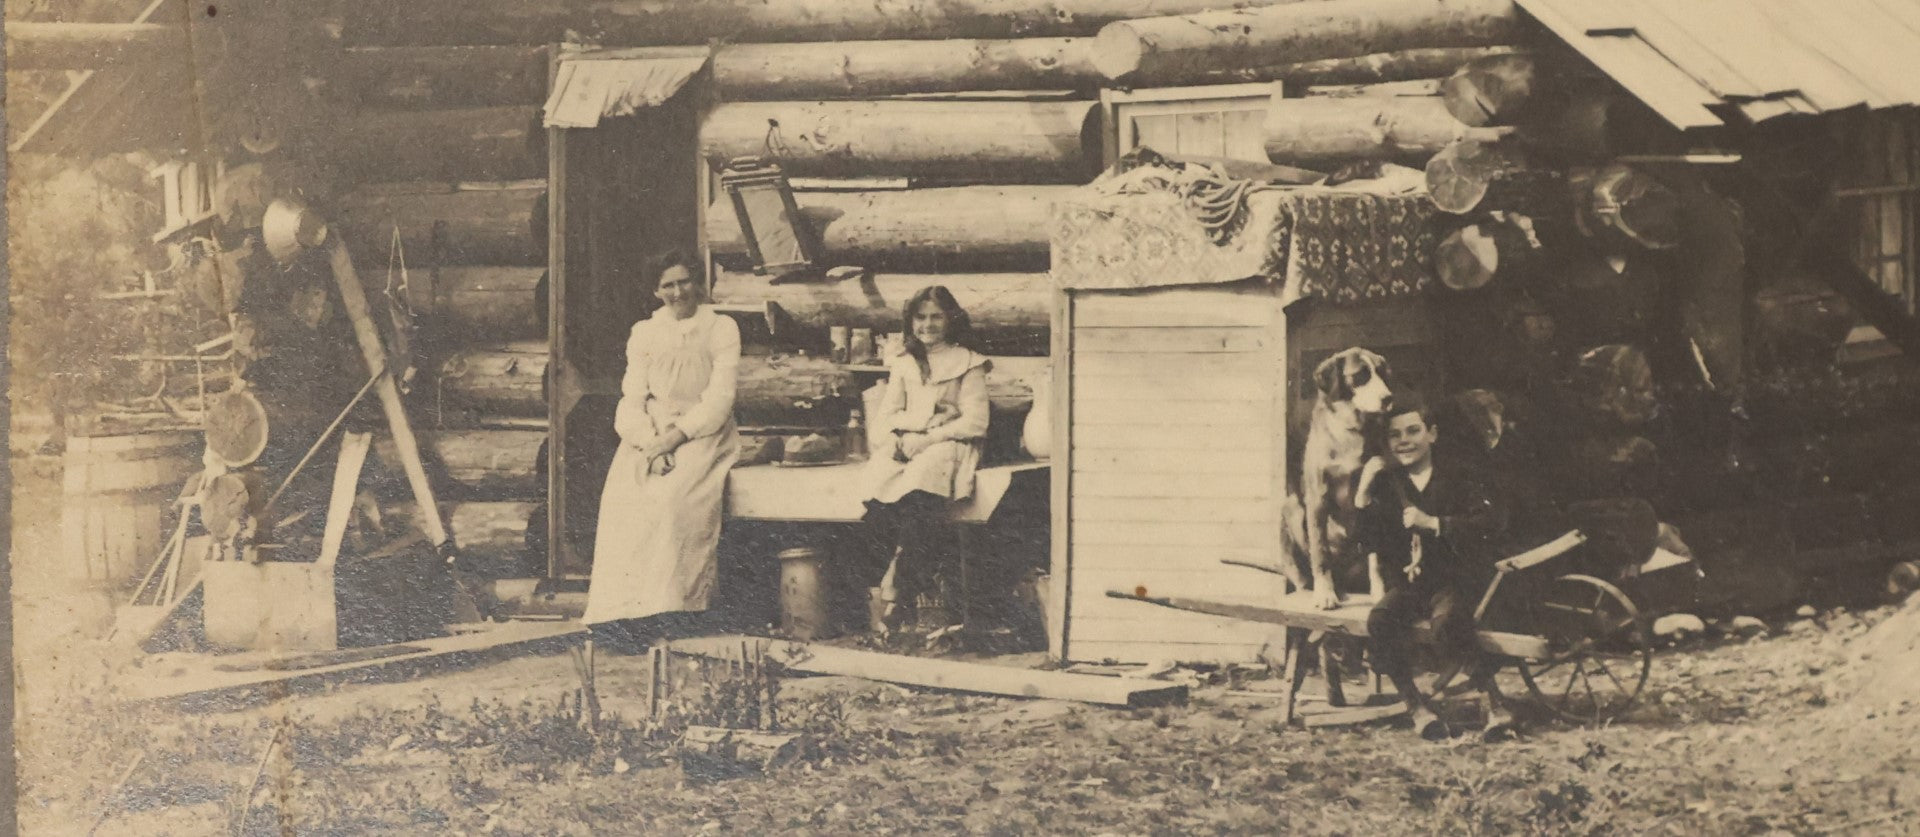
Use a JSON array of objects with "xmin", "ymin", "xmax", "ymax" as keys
[
  {"xmin": 1313, "ymin": 353, "xmax": 1349, "ymax": 399},
  {"xmin": 1364, "ymin": 349, "xmax": 1391, "ymax": 382}
]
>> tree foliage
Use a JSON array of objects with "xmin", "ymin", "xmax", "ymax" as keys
[{"xmin": 8, "ymin": 154, "xmax": 215, "ymax": 422}]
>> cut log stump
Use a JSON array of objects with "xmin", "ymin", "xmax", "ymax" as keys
[{"xmin": 1424, "ymin": 138, "xmax": 1564, "ymax": 216}]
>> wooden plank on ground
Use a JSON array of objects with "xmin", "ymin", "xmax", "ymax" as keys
[
  {"xmin": 1067, "ymin": 639, "xmax": 1269, "ymax": 664},
  {"xmin": 1301, "ymin": 701, "xmax": 1410, "ymax": 728},
  {"xmin": 120, "ymin": 621, "xmax": 588, "ymax": 703},
  {"xmin": 668, "ymin": 635, "xmax": 1187, "ymax": 708}
]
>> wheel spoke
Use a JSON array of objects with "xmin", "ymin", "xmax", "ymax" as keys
[
  {"xmin": 1594, "ymin": 655, "xmax": 1633, "ymax": 697},
  {"xmin": 1580, "ymin": 666, "xmax": 1603, "ymax": 723},
  {"xmin": 1559, "ymin": 659, "xmax": 1583, "ymax": 704}
]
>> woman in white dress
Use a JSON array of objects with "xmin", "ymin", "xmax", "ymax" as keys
[
  {"xmin": 861, "ymin": 285, "xmax": 992, "ymax": 629},
  {"xmin": 585, "ymin": 251, "xmax": 741, "ymax": 641}
]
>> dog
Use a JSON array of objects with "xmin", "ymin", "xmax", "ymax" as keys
[{"xmin": 1280, "ymin": 347, "xmax": 1395, "ymax": 611}]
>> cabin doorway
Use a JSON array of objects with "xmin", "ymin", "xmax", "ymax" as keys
[{"xmin": 546, "ymin": 66, "xmax": 707, "ymax": 579}]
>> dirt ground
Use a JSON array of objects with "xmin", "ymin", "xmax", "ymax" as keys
[{"xmin": 12, "ymin": 450, "xmax": 1920, "ymax": 836}]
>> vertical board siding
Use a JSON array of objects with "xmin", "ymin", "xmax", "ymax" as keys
[{"xmin": 1063, "ymin": 285, "xmax": 1285, "ymax": 662}]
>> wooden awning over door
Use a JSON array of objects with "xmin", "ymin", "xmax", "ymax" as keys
[{"xmin": 541, "ymin": 48, "xmax": 709, "ymax": 130}]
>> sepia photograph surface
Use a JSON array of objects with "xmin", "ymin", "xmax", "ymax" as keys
[{"xmin": 7, "ymin": 0, "xmax": 1920, "ymax": 833}]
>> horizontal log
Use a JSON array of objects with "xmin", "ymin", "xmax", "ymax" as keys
[
  {"xmin": 333, "ymin": 45, "xmax": 550, "ymax": 110},
  {"xmin": 335, "ymin": 181, "xmax": 546, "ymax": 267},
  {"xmin": 1091, "ymin": 0, "xmax": 1522, "ymax": 83},
  {"xmin": 404, "ymin": 267, "xmax": 545, "ymax": 341},
  {"xmin": 712, "ymin": 269, "xmax": 1050, "ymax": 356},
  {"xmin": 345, "ymin": 0, "xmax": 1306, "ymax": 48},
  {"xmin": 337, "ymin": 107, "xmax": 544, "ymax": 183},
  {"xmin": 437, "ymin": 342, "xmax": 547, "ymax": 418},
  {"xmin": 429, "ymin": 429, "xmax": 544, "ymax": 497},
  {"xmin": 1126, "ymin": 46, "xmax": 1511, "ymax": 89},
  {"xmin": 5, "ymin": 22, "xmax": 186, "ymax": 71},
  {"xmin": 712, "ymin": 38, "xmax": 1103, "ymax": 100},
  {"xmin": 701, "ymin": 100, "xmax": 1100, "ymax": 182},
  {"xmin": 375, "ymin": 429, "xmax": 545, "ymax": 497},
  {"xmin": 1262, "ymin": 95, "xmax": 1472, "ymax": 167},
  {"xmin": 1259, "ymin": 47, "xmax": 1513, "ymax": 87},
  {"xmin": 706, "ymin": 186, "xmax": 1067, "ymax": 271},
  {"xmin": 737, "ymin": 353, "xmax": 1044, "ymax": 427},
  {"xmin": 449, "ymin": 501, "xmax": 537, "ymax": 565}
]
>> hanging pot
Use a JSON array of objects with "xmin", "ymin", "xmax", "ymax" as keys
[{"xmin": 262, "ymin": 198, "xmax": 327, "ymax": 264}]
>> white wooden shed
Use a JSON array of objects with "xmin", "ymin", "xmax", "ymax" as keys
[{"xmin": 1047, "ymin": 179, "xmax": 1446, "ymax": 664}]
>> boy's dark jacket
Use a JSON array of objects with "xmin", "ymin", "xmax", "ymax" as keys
[{"xmin": 1357, "ymin": 460, "xmax": 1510, "ymax": 592}]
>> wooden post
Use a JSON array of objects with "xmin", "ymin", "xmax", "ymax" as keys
[
  {"xmin": 317, "ymin": 431, "xmax": 374, "ymax": 569},
  {"xmin": 325, "ymin": 237, "xmax": 451, "ymax": 547}
]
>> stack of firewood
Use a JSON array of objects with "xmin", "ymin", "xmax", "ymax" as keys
[{"xmin": 1412, "ymin": 52, "xmax": 1722, "ymax": 524}]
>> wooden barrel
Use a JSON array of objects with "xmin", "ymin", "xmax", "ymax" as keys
[{"xmin": 60, "ymin": 432, "xmax": 201, "ymax": 589}]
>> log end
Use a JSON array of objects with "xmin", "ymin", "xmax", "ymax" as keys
[
  {"xmin": 1435, "ymin": 224, "xmax": 1499, "ymax": 291},
  {"xmin": 1090, "ymin": 23, "xmax": 1146, "ymax": 82}
]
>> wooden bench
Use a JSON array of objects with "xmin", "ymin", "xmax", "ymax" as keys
[
  {"xmin": 725, "ymin": 461, "xmax": 1048, "ymax": 629},
  {"xmin": 725, "ymin": 461, "xmax": 1048, "ymax": 523}
]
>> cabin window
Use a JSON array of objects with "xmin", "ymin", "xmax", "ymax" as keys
[
  {"xmin": 1102, "ymin": 83, "xmax": 1283, "ymax": 166},
  {"xmin": 150, "ymin": 158, "xmax": 221, "ymax": 243},
  {"xmin": 1841, "ymin": 111, "xmax": 1919, "ymax": 324}
]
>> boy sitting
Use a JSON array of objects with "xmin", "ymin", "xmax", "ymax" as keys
[{"xmin": 1355, "ymin": 394, "xmax": 1518, "ymax": 740}]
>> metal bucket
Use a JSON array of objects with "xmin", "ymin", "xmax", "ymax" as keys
[{"xmin": 778, "ymin": 547, "xmax": 836, "ymax": 641}]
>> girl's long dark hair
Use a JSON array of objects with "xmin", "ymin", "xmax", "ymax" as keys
[{"xmin": 900, "ymin": 285, "xmax": 973, "ymax": 380}]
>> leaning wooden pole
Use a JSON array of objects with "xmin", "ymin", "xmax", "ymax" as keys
[
  {"xmin": 4, "ymin": 22, "xmax": 186, "ymax": 70},
  {"xmin": 1090, "ymin": 0, "xmax": 1522, "ymax": 84},
  {"xmin": 324, "ymin": 235, "xmax": 453, "ymax": 547}
]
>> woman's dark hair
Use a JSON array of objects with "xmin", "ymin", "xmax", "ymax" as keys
[
  {"xmin": 646, "ymin": 248, "xmax": 707, "ymax": 291},
  {"xmin": 900, "ymin": 285, "xmax": 973, "ymax": 379}
]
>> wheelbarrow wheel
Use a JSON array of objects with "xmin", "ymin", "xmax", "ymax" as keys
[{"xmin": 1517, "ymin": 574, "xmax": 1652, "ymax": 724}]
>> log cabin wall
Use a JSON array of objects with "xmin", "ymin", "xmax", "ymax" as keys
[
  {"xmin": 319, "ymin": 1, "xmax": 1916, "ymax": 617},
  {"xmin": 318, "ymin": 3, "xmax": 1539, "ymax": 588},
  {"xmin": 327, "ymin": 39, "xmax": 556, "ymax": 578}
]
